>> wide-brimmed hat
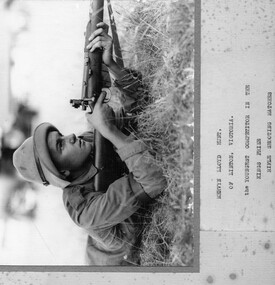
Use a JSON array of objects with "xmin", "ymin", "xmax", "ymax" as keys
[{"xmin": 13, "ymin": 122, "xmax": 70, "ymax": 188}]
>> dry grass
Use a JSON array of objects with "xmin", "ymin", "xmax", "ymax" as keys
[{"xmin": 117, "ymin": 0, "xmax": 194, "ymax": 266}]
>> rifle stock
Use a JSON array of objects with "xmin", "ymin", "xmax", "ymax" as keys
[{"xmin": 88, "ymin": 0, "xmax": 117, "ymax": 192}]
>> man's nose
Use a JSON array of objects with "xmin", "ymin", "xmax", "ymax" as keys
[{"xmin": 66, "ymin": 133, "xmax": 76, "ymax": 144}]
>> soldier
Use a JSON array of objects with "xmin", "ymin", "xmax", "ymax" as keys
[{"xmin": 13, "ymin": 23, "xmax": 166, "ymax": 265}]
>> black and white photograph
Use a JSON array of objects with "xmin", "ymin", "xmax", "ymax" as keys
[
  {"xmin": 0, "ymin": 0, "xmax": 196, "ymax": 269},
  {"xmin": 1, "ymin": 0, "xmax": 275, "ymax": 284}
]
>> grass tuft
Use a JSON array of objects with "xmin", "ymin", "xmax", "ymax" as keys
[{"xmin": 117, "ymin": 0, "xmax": 194, "ymax": 266}]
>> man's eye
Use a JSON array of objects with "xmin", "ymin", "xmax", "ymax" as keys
[
  {"xmin": 60, "ymin": 142, "xmax": 63, "ymax": 150},
  {"xmin": 58, "ymin": 140, "xmax": 63, "ymax": 152}
]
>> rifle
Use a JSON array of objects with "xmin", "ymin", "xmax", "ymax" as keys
[{"xmin": 70, "ymin": 0, "xmax": 121, "ymax": 192}]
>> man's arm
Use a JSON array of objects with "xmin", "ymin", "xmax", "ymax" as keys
[
  {"xmin": 85, "ymin": 92, "xmax": 134, "ymax": 148},
  {"xmin": 87, "ymin": 22, "xmax": 144, "ymax": 108},
  {"xmin": 87, "ymin": 22, "xmax": 129, "ymax": 81},
  {"xmin": 63, "ymin": 138, "xmax": 166, "ymax": 231},
  {"xmin": 62, "ymin": 94, "xmax": 166, "ymax": 231}
]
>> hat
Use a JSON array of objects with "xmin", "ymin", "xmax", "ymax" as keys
[{"xmin": 13, "ymin": 123, "xmax": 70, "ymax": 188}]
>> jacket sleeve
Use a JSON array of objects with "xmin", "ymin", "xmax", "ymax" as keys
[
  {"xmin": 116, "ymin": 140, "xmax": 167, "ymax": 199},
  {"xmin": 63, "ymin": 140, "xmax": 167, "ymax": 231}
]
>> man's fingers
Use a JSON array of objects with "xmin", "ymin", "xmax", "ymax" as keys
[
  {"xmin": 87, "ymin": 36, "xmax": 102, "ymax": 50},
  {"xmin": 89, "ymin": 41, "xmax": 103, "ymax": 53},
  {"xmin": 88, "ymin": 23, "xmax": 109, "ymax": 41},
  {"xmin": 88, "ymin": 28, "xmax": 105, "ymax": 41},
  {"xmin": 96, "ymin": 22, "xmax": 109, "ymax": 33},
  {"xmin": 88, "ymin": 38, "xmax": 111, "ymax": 53},
  {"xmin": 96, "ymin": 91, "xmax": 107, "ymax": 105},
  {"xmin": 85, "ymin": 93, "xmax": 106, "ymax": 114}
]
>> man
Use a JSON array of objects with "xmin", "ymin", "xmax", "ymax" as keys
[{"xmin": 13, "ymin": 23, "xmax": 166, "ymax": 265}]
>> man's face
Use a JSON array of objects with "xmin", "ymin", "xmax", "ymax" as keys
[{"xmin": 47, "ymin": 131, "xmax": 93, "ymax": 172}]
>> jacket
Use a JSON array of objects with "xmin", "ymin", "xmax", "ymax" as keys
[{"xmin": 62, "ymin": 138, "xmax": 167, "ymax": 265}]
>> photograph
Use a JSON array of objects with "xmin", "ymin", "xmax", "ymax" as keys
[
  {"xmin": 0, "ymin": 0, "xmax": 196, "ymax": 269},
  {"xmin": 0, "ymin": 0, "xmax": 274, "ymax": 284}
]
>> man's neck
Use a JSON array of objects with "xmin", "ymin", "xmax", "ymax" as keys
[
  {"xmin": 68, "ymin": 158, "xmax": 98, "ymax": 186},
  {"xmin": 70, "ymin": 159, "xmax": 92, "ymax": 180}
]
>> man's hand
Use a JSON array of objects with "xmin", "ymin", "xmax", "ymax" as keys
[
  {"xmin": 86, "ymin": 93, "xmax": 133, "ymax": 149},
  {"xmin": 86, "ymin": 92, "xmax": 116, "ymax": 137},
  {"xmin": 86, "ymin": 22, "xmax": 131, "ymax": 80},
  {"xmin": 86, "ymin": 22, "xmax": 114, "ymax": 67}
]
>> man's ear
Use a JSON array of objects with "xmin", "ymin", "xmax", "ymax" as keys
[{"xmin": 60, "ymin": 170, "xmax": 70, "ymax": 178}]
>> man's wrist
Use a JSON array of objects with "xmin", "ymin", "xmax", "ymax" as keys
[
  {"xmin": 101, "ymin": 124, "xmax": 117, "ymax": 139},
  {"xmin": 107, "ymin": 60, "xmax": 127, "ymax": 79},
  {"xmin": 106, "ymin": 58, "xmax": 117, "ymax": 69}
]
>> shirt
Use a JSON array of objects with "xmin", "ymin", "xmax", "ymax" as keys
[{"xmin": 62, "ymin": 138, "xmax": 167, "ymax": 265}]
